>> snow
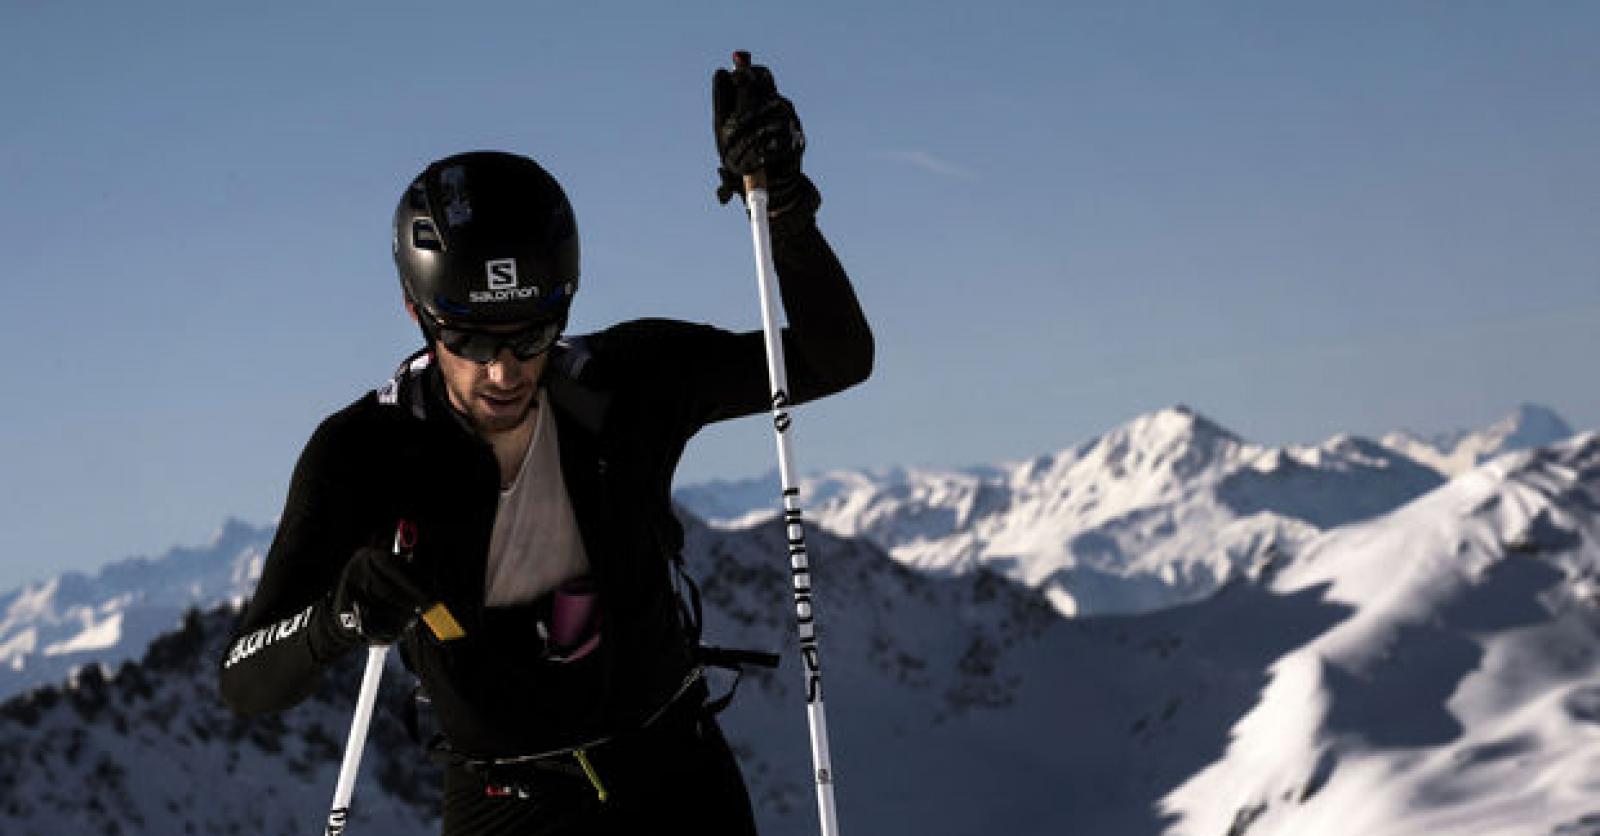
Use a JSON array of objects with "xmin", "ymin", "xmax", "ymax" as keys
[
  {"xmin": 1162, "ymin": 433, "xmax": 1600, "ymax": 836},
  {"xmin": 5, "ymin": 577, "xmax": 62, "ymax": 624},
  {"xmin": 0, "ymin": 617, "xmax": 442, "ymax": 835},
  {"xmin": 42, "ymin": 611, "xmax": 123, "ymax": 656},
  {"xmin": 0, "ymin": 628, "xmax": 36, "ymax": 667},
  {"xmin": 40, "ymin": 608, "xmax": 123, "ymax": 653},
  {"xmin": 1383, "ymin": 403, "xmax": 1577, "ymax": 477},
  {"xmin": 679, "ymin": 405, "xmax": 1443, "ymax": 617},
  {"xmin": 0, "ymin": 519, "xmax": 273, "ymax": 700}
]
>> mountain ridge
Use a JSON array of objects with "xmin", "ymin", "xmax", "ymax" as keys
[
  {"xmin": 1381, "ymin": 403, "xmax": 1577, "ymax": 477},
  {"xmin": 678, "ymin": 405, "xmax": 1448, "ymax": 617},
  {"xmin": 0, "ymin": 518, "xmax": 272, "ymax": 700}
]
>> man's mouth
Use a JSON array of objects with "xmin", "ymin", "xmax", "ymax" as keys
[{"xmin": 479, "ymin": 389, "xmax": 528, "ymax": 409}]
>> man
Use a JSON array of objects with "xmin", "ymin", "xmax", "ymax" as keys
[{"xmin": 218, "ymin": 62, "xmax": 872, "ymax": 835}]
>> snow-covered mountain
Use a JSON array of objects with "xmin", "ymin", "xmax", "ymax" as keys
[
  {"xmin": 678, "ymin": 406, "xmax": 1445, "ymax": 617},
  {"xmin": 3, "ymin": 432, "xmax": 1596, "ymax": 835},
  {"xmin": 1382, "ymin": 403, "xmax": 1576, "ymax": 477},
  {"xmin": 0, "ymin": 519, "xmax": 271, "ymax": 701},
  {"xmin": 1163, "ymin": 431, "xmax": 1600, "ymax": 835},
  {"xmin": 0, "ymin": 609, "xmax": 440, "ymax": 835}
]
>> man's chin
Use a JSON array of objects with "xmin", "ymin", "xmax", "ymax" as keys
[{"xmin": 472, "ymin": 397, "xmax": 534, "ymax": 434}]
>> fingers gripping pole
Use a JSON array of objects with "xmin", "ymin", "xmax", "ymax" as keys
[{"xmin": 742, "ymin": 170, "xmax": 843, "ymax": 835}]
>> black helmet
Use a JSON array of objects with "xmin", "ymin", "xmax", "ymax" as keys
[{"xmin": 393, "ymin": 151, "xmax": 579, "ymax": 326}]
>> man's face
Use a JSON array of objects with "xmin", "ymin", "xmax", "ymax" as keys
[{"xmin": 432, "ymin": 327, "xmax": 551, "ymax": 435}]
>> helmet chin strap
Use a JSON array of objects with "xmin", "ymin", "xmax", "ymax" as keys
[{"xmin": 402, "ymin": 296, "xmax": 434, "ymax": 352}]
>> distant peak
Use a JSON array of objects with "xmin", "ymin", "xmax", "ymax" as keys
[
  {"xmin": 1506, "ymin": 402, "xmax": 1573, "ymax": 431},
  {"xmin": 1084, "ymin": 406, "xmax": 1244, "ymax": 481},
  {"xmin": 1491, "ymin": 403, "xmax": 1575, "ymax": 451},
  {"xmin": 1321, "ymin": 433, "xmax": 1389, "ymax": 454},
  {"xmin": 1133, "ymin": 405, "xmax": 1241, "ymax": 444},
  {"xmin": 203, "ymin": 518, "xmax": 273, "ymax": 551},
  {"xmin": 1381, "ymin": 404, "xmax": 1579, "ymax": 478},
  {"xmin": 217, "ymin": 518, "xmax": 257, "ymax": 537}
]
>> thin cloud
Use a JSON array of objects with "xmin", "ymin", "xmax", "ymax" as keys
[{"xmin": 882, "ymin": 149, "xmax": 977, "ymax": 181}]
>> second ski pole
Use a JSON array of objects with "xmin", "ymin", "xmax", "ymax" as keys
[{"xmin": 730, "ymin": 48, "xmax": 843, "ymax": 836}]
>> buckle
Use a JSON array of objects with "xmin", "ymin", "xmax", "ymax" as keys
[{"xmin": 483, "ymin": 783, "xmax": 526, "ymax": 800}]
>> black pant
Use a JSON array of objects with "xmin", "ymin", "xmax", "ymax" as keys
[{"xmin": 440, "ymin": 707, "xmax": 759, "ymax": 835}]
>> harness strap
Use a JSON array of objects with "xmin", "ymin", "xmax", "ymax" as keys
[
  {"xmin": 671, "ymin": 555, "xmax": 706, "ymax": 648},
  {"xmin": 475, "ymin": 755, "xmax": 594, "ymax": 801},
  {"xmin": 696, "ymin": 644, "xmax": 781, "ymax": 716}
]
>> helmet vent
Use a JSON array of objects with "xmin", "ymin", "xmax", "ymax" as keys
[{"xmin": 412, "ymin": 219, "xmax": 442, "ymax": 251}]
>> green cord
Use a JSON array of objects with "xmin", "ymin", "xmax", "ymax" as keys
[{"xmin": 574, "ymin": 749, "xmax": 609, "ymax": 803}]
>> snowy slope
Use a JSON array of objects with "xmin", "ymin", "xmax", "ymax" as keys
[
  {"xmin": 0, "ymin": 608, "xmax": 441, "ymax": 836},
  {"xmin": 1163, "ymin": 432, "xmax": 1600, "ymax": 836},
  {"xmin": 679, "ymin": 406, "xmax": 1443, "ymax": 617},
  {"xmin": 0, "ymin": 519, "xmax": 270, "ymax": 701},
  {"xmin": 1383, "ymin": 403, "xmax": 1576, "ymax": 477}
]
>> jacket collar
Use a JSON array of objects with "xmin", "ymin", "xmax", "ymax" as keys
[{"xmin": 376, "ymin": 341, "xmax": 595, "ymax": 435}]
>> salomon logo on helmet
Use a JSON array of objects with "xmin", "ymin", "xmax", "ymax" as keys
[
  {"xmin": 486, "ymin": 259, "xmax": 518, "ymax": 290},
  {"xmin": 472, "ymin": 259, "xmax": 540, "ymax": 303}
]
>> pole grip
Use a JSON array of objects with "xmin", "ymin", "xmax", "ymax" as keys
[{"xmin": 732, "ymin": 51, "xmax": 769, "ymax": 195}]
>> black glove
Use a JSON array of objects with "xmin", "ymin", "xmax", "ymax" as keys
[
  {"xmin": 712, "ymin": 60, "xmax": 820, "ymax": 221},
  {"xmin": 324, "ymin": 544, "xmax": 432, "ymax": 647}
]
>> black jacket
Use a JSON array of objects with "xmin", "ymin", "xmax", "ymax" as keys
[{"xmin": 218, "ymin": 221, "xmax": 872, "ymax": 759}]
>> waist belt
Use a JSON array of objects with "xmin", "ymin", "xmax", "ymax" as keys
[
  {"xmin": 417, "ymin": 646, "xmax": 778, "ymax": 804},
  {"xmin": 472, "ymin": 748, "xmax": 611, "ymax": 803}
]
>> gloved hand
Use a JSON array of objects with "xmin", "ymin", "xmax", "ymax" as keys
[
  {"xmin": 712, "ymin": 58, "xmax": 820, "ymax": 221},
  {"xmin": 327, "ymin": 544, "xmax": 432, "ymax": 646}
]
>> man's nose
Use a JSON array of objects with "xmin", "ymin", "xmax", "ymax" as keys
[{"xmin": 484, "ymin": 350, "xmax": 521, "ymax": 383}]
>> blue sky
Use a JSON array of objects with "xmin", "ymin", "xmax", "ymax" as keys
[{"xmin": 2, "ymin": 1, "xmax": 1597, "ymax": 589}]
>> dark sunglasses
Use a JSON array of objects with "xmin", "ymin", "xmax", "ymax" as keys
[{"xmin": 421, "ymin": 314, "xmax": 562, "ymax": 363}]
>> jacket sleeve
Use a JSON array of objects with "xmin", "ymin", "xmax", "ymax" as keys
[
  {"xmin": 218, "ymin": 412, "xmax": 372, "ymax": 716},
  {"xmin": 625, "ymin": 218, "xmax": 874, "ymax": 432}
]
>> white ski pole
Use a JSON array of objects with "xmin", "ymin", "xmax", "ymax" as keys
[
  {"xmin": 323, "ymin": 520, "xmax": 417, "ymax": 836},
  {"xmin": 325, "ymin": 645, "xmax": 388, "ymax": 836},
  {"xmin": 730, "ymin": 49, "xmax": 842, "ymax": 836}
]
